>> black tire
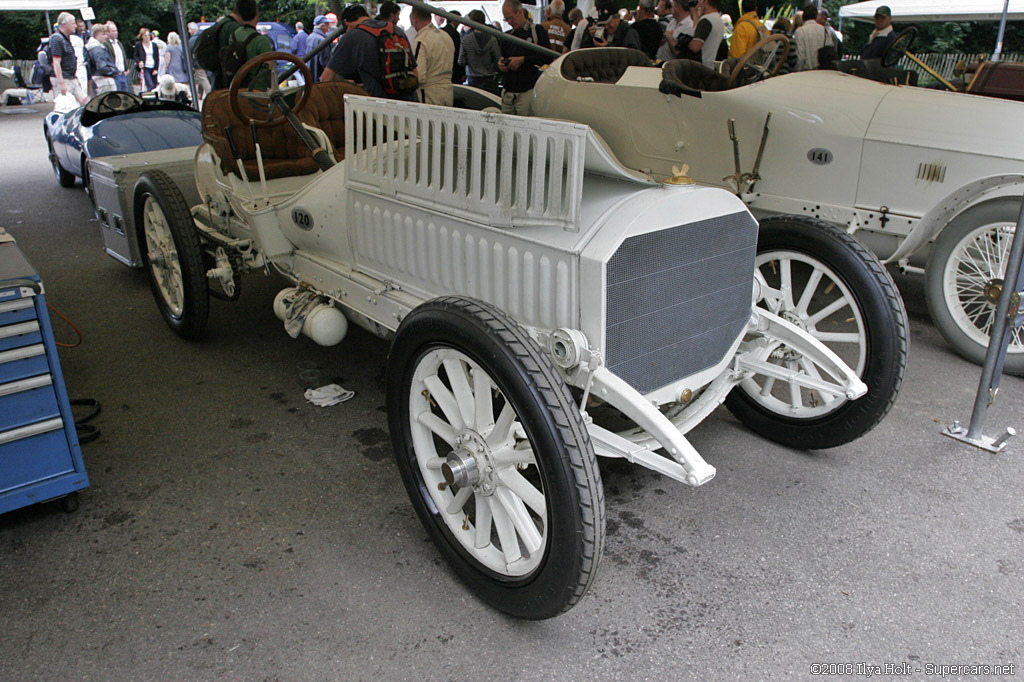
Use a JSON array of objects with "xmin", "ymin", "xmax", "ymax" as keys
[
  {"xmin": 725, "ymin": 216, "xmax": 908, "ymax": 449},
  {"xmin": 925, "ymin": 197, "xmax": 1024, "ymax": 375},
  {"xmin": 60, "ymin": 492, "xmax": 79, "ymax": 513},
  {"xmin": 47, "ymin": 137, "xmax": 76, "ymax": 188},
  {"xmin": 387, "ymin": 297, "xmax": 604, "ymax": 619},
  {"xmin": 82, "ymin": 157, "xmax": 96, "ymax": 211},
  {"xmin": 134, "ymin": 170, "xmax": 209, "ymax": 339}
]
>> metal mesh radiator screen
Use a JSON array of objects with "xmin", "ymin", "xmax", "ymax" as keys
[{"xmin": 605, "ymin": 211, "xmax": 758, "ymax": 395}]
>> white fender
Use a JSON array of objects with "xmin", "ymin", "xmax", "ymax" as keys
[{"xmin": 884, "ymin": 174, "xmax": 1024, "ymax": 265}]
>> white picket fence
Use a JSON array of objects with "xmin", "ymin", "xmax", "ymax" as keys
[{"xmin": 895, "ymin": 51, "xmax": 1024, "ymax": 82}]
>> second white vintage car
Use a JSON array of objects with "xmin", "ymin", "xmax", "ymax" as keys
[
  {"xmin": 531, "ymin": 47, "xmax": 1024, "ymax": 374},
  {"xmin": 131, "ymin": 53, "xmax": 906, "ymax": 618}
]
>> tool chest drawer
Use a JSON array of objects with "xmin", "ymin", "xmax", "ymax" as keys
[
  {"xmin": 0, "ymin": 233, "xmax": 89, "ymax": 515},
  {"xmin": 0, "ymin": 343, "xmax": 50, "ymax": 384},
  {"xmin": 0, "ymin": 297, "xmax": 37, "ymax": 326},
  {"xmin": 0, "ymin": 320, "xmax": 44, "ymax": 352},
  {"xmin": 0, "ymin": 420, "xmax": 73, "ymax": 495},
  {"xmin": 0, "ymin": 374, "xmax": 61, "ymax": 431}
]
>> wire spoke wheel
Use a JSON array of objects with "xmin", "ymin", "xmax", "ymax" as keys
[
  {"xmin": 943, "ymin": 223, "xmax": 1022, "ymax": 352},
  {"xmin": 926, "ymin": 197, "xmax": 1024, "ymax": 375},
  {"xmin": 388, "ymin": 297, "xmax": 603, "ymax": 619}
]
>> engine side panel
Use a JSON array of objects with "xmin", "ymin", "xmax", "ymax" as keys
[{"xmin": 349, "ymin": 193, "xmax": 579, "ymax": 332}]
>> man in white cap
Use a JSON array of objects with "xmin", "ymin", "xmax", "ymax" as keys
[{"xmin": 154, "ymin": 73, "xmax": 190, "ymax": 103}]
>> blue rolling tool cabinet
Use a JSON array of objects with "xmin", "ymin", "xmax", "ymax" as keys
[{"xmin": 0, "ymin": 231, "xmax": 89, "ymax": 515}]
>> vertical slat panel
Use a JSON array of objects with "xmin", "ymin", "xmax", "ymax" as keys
[
  {"xmin": 528, "ymin": 134, "xmax": 542, "ymax": 215},
  {"xmin": 344, "ymin": 97, "xmax": 588, "ymax": 232},
  {"xmin": 484, "ymin": 127, "xmax": 498, "ymax": 206},
  {"xmin": 514, "ymin": 131, "xmax": 528, "ymax": 216}
]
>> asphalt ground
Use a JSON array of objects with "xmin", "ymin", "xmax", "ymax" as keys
[{"xmin": 0, "ymin": 102, "xmax": 1021, "ymax": 682}]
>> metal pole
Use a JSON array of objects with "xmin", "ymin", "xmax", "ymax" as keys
[
  {"xmin": 403, "ymin": 0, "xmax": 561, "ymax": 59},
  {"xmin": 993, "ymin": 0, "xmax": 1011, "ymax": 62},
  {"xmin": 944, "ymin": 190, "xmax": 1024, "ymax": 452},
  {"xmin": 173, "ymin": 0, "xmax": 198, "ymax": 108},
  {"xmin": 965, "ymin": 195, "xmax": 1024, "ymax": 440}
]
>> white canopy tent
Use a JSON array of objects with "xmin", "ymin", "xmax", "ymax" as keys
[
  {"xmin": 0, "ymin": 1, "xmax": 87, "ymax": 9},
  {"xmin": 839, "ymin": 0, "xmax": 1021, "ymax": 59},
  {"xmin": 838, "ymin": 0, "xmax": 1024, "ymax": 23}
]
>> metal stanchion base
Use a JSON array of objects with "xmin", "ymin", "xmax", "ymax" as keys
[{"xmin": 942, "ymin": 421, "xmax": 1017, "ymax": 453}]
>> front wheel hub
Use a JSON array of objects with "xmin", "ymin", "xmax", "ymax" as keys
[
  {"xmin": 442, "ymin": 449, "xmax": 480, "ymax": 488},
  {"xmin": 985, "ymin": 279, "xmax": 1004, "ymax": 305}
]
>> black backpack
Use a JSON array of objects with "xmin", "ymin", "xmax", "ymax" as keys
[
  {"xmin": 192, "ymin": 17, "xmax": 234, "ymax": 71},
  {"xmin": 219, "ymin": 27, "xmax": 260, "ymax": 81},
  {"xmin": 38, "ymin": 41, "xmax": 55, "ymax": 78},
  {"xmin": 355, "ymin": 22, "xmax": 418, "ymax": 96}
]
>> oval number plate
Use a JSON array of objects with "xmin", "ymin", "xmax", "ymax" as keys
[
  {"xmin": 807, "ymin": 148, "xmax": 833, "ymax": 166},
  {"xmin": 292, "ymin": 207, "xmax": 314, "ymax": 231}
]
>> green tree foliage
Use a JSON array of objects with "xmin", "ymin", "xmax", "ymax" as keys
[{"xmin": 777, "ymin": 0, "xmax": 1024, "ymax": 56}]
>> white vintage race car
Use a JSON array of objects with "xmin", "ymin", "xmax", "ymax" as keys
[
  {"xmin": 134, "ymin": 53, "xmax": 906, "ymax": 618},
  {"xmin": 530, "ymin": 47, "xmax": 1024, "ymax": 374}
]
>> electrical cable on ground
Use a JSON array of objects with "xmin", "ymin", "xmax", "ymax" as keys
[{"xmin": 48, "ymin": 301, "xmax": 83, "ymax": 348}]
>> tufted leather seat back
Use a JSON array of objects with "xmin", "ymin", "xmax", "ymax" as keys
[
  {"xmin": 560, "ymin": 48, "xmax": 653, "ymax": 84},
  {"xmin": 837, "ymin": 58, "xmax": 918, "ymax": 86},
  {"xmin": 200, "ymin": 81, "xmax": 369, "ymax": 180},
  {"xmin": 661, "ymin": 59, "xmax": 731, "ymax": 93}
]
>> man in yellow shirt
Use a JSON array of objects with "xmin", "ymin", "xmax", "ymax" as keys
[{"xmin": 728, "ymin": 0, "xmax": 765, "ymax": 58}]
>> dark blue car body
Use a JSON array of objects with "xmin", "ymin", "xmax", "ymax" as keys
[{"xmin": 44, "ymin": 92, "xmax": 202, "ymax": 186}]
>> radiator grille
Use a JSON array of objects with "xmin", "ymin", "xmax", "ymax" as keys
[{"xmin": 605, "ymin": 211, "xmax": 758, "ymax": 395}]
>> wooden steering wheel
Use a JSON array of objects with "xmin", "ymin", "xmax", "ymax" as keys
[
  {"xmin": 881, "ymin": 26, "xmax": 917, "ymax": 68},
  {"xmin": 229, "ymin": 51, "xmax": 314, "ymax": 128},
  {"xmin": 726, "ymin": 34, "xmax": 791, "ymax": 88}
]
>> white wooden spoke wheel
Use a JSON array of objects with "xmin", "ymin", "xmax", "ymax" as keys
[
  {"xmin": 134, "ymin": 170, "xmax": 209, "ymax": 339},
  {"xmin": 726, "ymin": 217, "xmax": 908, "ymax": 449},
  {"xmin": 387, "ymin": 297, "xmax": 604, "ymax": 619}
]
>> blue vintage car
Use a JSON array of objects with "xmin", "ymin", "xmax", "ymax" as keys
[{"xmin": 43, "ymin": 91, "xmax": 202, "ymax": 190}]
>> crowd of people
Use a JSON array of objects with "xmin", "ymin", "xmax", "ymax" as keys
[
  {"xmin": 36, "ymin": 12, "xmax": 203, "ymax": 110},
  {"xmin": 33, "ymin": 0, "xmax": 902, "ymax": 115}
]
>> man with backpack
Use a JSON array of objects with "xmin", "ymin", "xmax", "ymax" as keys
[
  {"xmin": 320, "ymin": 4, "xmax": 418, "ymax": 101},
  {"xmin": 728, "ymin": 0, "xmax": 765, "ymax": 58},
  {"xmin": 192, "ymin": 0, "xmax": 269, "ymax": 90},
  {"xmin": 225, "ymin": 3, "xmax": 274, "ymax": 89}
]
